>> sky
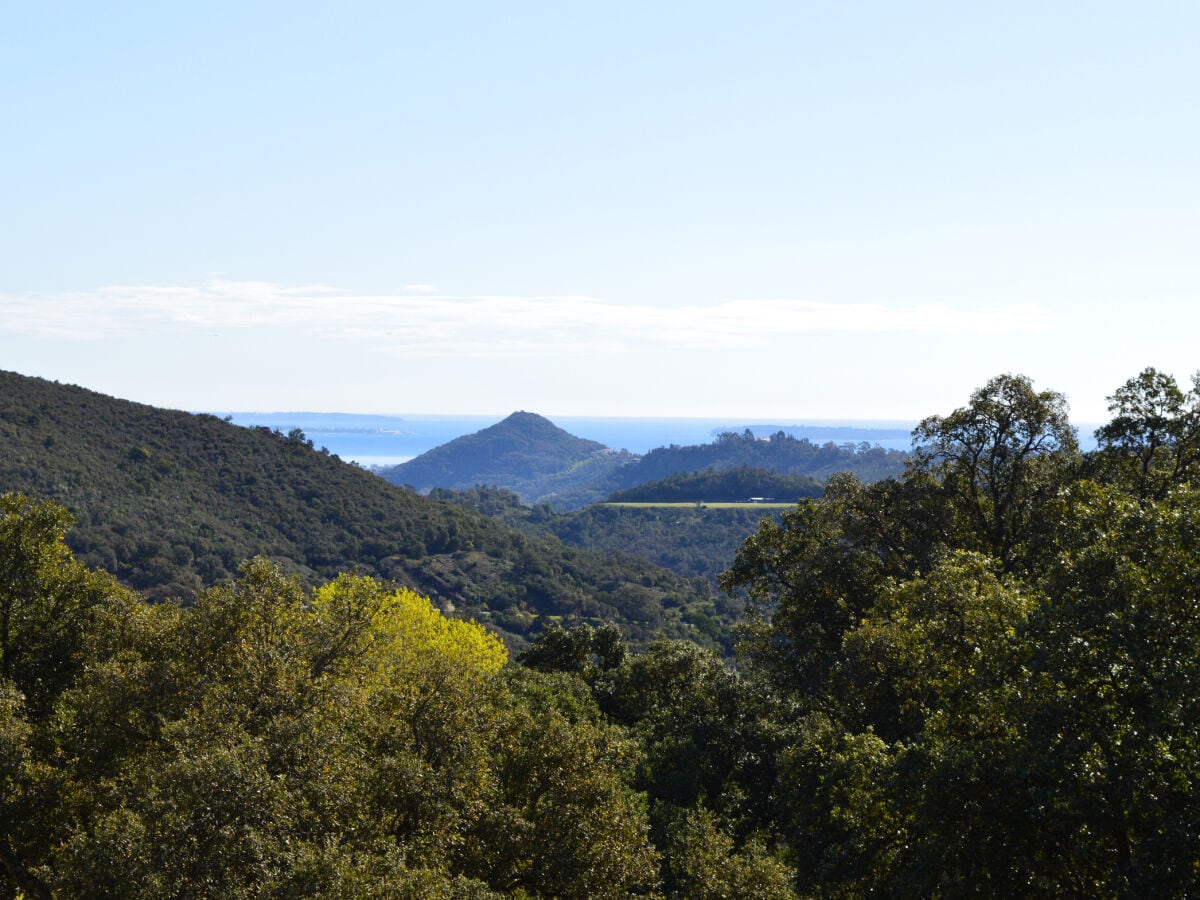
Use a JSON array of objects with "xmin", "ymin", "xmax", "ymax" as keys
[{"xmin": 2, "ymin": 1, "xmax": 1198, "ymax": 423}]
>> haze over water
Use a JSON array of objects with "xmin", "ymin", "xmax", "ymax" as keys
[
  {"xmin": 214, "ymin": 412, "xmax": 921, "ymax": 467},
  {"xmin": 215, "ymin": 411, "xmax": 1102, "ymax": 468}
]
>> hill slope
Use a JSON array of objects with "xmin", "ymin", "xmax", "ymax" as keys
[
  {"xmin": 431, "ymin": 485, "xmax": 786, "ymax": 608},
  {"xmin": 606, "ymin": 465, "xmax": 824, "ymax": 503},
  {"xmin": 602, "ymin": 429, "xmax": 909, "ymax": 491},
  {"xmin": 380, "ymin": 416, "xmax": 908, "ymax": 510},
  {"xmin": 0, "ymin": 371, "xmax": 724, "ymax": 650},
  {"xmin": 377, "ymin": 411, "xmax": 634, "ymax": 506}
]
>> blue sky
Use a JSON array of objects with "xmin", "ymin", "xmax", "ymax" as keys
[{"xmin": 2, "ymin": 2, "xmax": 1197, "ymax": 421}]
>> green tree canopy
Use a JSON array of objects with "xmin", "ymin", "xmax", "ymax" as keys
[
  {"xmin": 0, "ymin": 496, "xmax": 661, "ymax": 898},
  {"xmin": 1094, "ymin": 366, "xmax": 1200, "ymax": 498},
  {"xmin": 721, "ymin": 370, "xmax": 1200, "ymax": 895}
]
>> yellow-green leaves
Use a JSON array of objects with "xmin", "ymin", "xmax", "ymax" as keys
[{"xmin": 314, "ymin": 576, "xmax": 506, "ymax": 680}]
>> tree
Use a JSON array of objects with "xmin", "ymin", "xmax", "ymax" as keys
[
  {"xmin": 0, "ymin": 504, "xmax": 668, "ymax": 897},
  {"xmin": 1094, "ymin": 367, "xmax": 1200, "ymax": 498},
  {"xmin": 722, "ymin": 373, "xmax": 1200, "ymax": 895},
  {"xmin": 0, "ymin": 493, "xmax": 134, "ymax": 720},
  {"xmin": 661, "ymin": 806, "xmax": 796, "ymax": 899},
  {"xmin": 0, "ymin": 494, "xmax": 154, "ymax": 900},
  {"xmin": 462, "ymin": 668, "xmax": 660, "ymax": 898},
  {"xmin": 912, "ymin": 373, "xmax": 1078, "ymax": 567},
  {"xmin": 1023, "ymin": 480, "xmax": 1200, "ymax": 892},
  {"xmin": 720, "ymin": 476, "xmax": 901, "ymax": 704},
  {"xmin": 522, "ymin": 624, "xmax": 798, "ymax": 890},
  {"xmin": 596, "ymin": 639, "xmax": 781, "ymax": 824}
]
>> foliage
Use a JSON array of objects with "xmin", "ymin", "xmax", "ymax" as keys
[
  {"xmin": 1092, "ymin": 366, "xmax": 1200, "ymax": 499},
  {"xmin": 464, "ymin": 668, "xmax": 660, "ymax": 898},
  {"xmin": 314, "ymin": 575, "xmax": 509, "ymax": 680},
  {"xmin": 0, "ymin": 505, "xmax": 661, "ymax": 897},
  {"xmin": 911, "ymin": 372, "xmax": 1079, "ymax": 568},
  {"xmin": 433, "ymin": 484, "xmax": 783, "ymax": 610},
  {"xmin": 0, "ymin": 370, "xmax": 720, "ymax": 652},
  {"xmin": 518, "ymin": 620, "xmax": 627, "ymax": 675},
  {"xmin": 9, "ymin": 366, "xmax": 1200, "ymax": 895},
  {"xmin": 718, "ymin": 368, "xmax": 1200, "ymax": 895},
  {"xmin": 660, "ymin": 806, "xmax": 797, "ymax": 899},
  {"xmin": 519, "ymin": 628, "xmax": 796, "ymax": 893},
  {"xmin": 378, "ymin": 411, "xmax": 635, "ymax": 507},
  {"xmin": 386, "ymin": 414, "xmax": 905, "ymax": 511},
  {"xmin": 607, "ymin": 465, "xmax": 823, "ymax": 504},
  {"xmin": 604, "ymin": 429, "xmax": 908, "ymax": 493}
]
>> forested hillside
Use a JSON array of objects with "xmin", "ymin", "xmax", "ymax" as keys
[
  {"xmin": 603, "ymin": 428, "xmax": 907, "ymax": 491},
  {"xmin": 434, "ymin": 484, "xmax": 786, "ymax": 606},
  {"xmin": 382, "ymin": 413, "xmax": 907, "ymax": 510},
  {"xmin": 709, "ymin": 369, "xmax": 1200, "ymax": 894},
  {"xmin": 606, "ymin": 465, "xmax": 823, "ymax": 503},
  {"xmin": 377, "ymin": 411, "xmax": 635, "ymax": 507},
  {"xmin": 5, "ymin": 368, "xmax": 1200, "ymax": 896},
  {"xmin": 0, "ymin": 510, "xmax": 668, "ymax": 897},
  {"xmin": 0, "ymin": 371, "xmax": 724, "ymax": 650}
]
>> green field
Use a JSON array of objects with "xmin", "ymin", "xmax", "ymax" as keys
[{"xmin": 602, "ymin": 501, "xmax": 795, "ymax": 510}]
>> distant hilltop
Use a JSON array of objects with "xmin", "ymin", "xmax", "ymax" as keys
[
  {"xmin": 713, "ymin": 423, "xmax": 914, "ymax": 443},
  {"xmin": 0, "ymin": 369, "xmax": 724, "ymax": 651},
  {"xmin": 377, "ymin": 411, "xmax": 910, "ymax": 509},
  {"xmin": 377, "ymin": 412, "xmax": 636, "ymax": 507}
]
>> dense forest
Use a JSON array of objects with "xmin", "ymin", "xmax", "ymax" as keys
[
  {"xmin": 3, "ymin": 367, "xmax": 1200, "ymax": 895},
  {"xmin": 380, "ymin": 414, "xmax": 906, "ymax": 509},
  {"xmin": 378, "ymin": 411, "xmax": 637, "ymax": 508},
  {"xmin": 606, "ymin": 466, "xmax": 823, "ymax": 503},
  {"xmin": 601, "ymin": 429, "xmax": 908, "ymax": 492},
  {"xmin": 433, "ymin": 484, "xmax": 787, "ymax": 604},
  {"xmin": 0, "ymin": 371, "xmax": 726, "ymax": 651}
]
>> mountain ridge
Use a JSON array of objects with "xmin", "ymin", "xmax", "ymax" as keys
[
  {"xmin": 0, "ymin": 370, "xmax": 728, "ymax": 651},
  {"xmin": 378, "ymin": 410, "xmax": 635, "ymax": 506},
  {"xmin": 379, "ymin": 413, "xmax": 910, "ymax": 508}
]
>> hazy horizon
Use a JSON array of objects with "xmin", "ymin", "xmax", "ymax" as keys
[
  {"xmin": 4, "ymin": 4, "xmax": 1197, "ymax": 421},
  {"xmin": 206, "ymin": 407, "xmax": 1102, "ymax": 465}
]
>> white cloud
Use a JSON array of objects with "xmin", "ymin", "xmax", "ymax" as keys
[{"xmin": 0, "ymin": 281, "xmax": 1056, "ymax": 356}]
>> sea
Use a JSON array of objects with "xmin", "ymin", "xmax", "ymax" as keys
[{"xmin": 208, "ymin": 412, "xmax": 921, "ymax": 469}]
